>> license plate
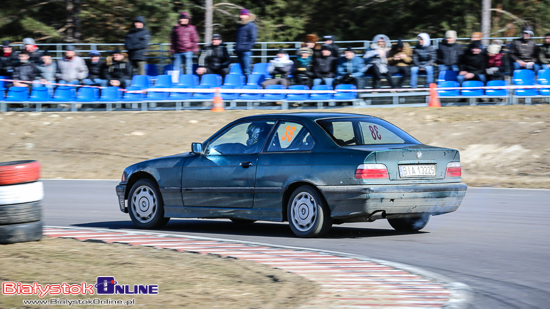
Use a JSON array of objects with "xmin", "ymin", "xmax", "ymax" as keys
[{"xmin": 399, "ymin": 165, "xmax": 436, "ymax": 177}]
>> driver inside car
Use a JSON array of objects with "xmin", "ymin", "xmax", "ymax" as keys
[{"xmin": 245, "ymin": 122, "xmax": 270, "ymax": 153}]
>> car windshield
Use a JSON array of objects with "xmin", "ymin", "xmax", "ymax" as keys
[{"xmin": 317, "ymin": 118, "xmax": 420, "ymax": 146}]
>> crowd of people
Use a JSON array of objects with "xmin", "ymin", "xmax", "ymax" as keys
[{"xmin": 1, "ymin": 8, "xmax": 549, "ymax": 95}]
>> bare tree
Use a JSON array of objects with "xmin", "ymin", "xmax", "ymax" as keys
[{"xmin": 482, "ymin": 0, "xmax": 491, "ymax": 45}]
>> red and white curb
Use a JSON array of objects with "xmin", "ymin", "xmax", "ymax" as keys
[{"xmin": 44, "ymin": 226, "xmax": 472, "ymax": 308}]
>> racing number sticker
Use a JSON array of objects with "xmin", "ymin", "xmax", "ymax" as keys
[
  {"xmin": 369, "ymin": 125, "xmax": 382, "ymax": 140},
  {"xmin": 281, "ymin": 126, "xmax": 296, "ymax": 142}
]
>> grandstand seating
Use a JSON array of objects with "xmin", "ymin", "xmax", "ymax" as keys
[
  {"xmin": 239, "ymin": 85, "xmax": 262, "ymax": 100},
  {"xmin": 262, "ymin": 84, "xmax": 286, "ymax": 100},
  {"xmin": 146, "ymin": 64, "xmax": 158, "ymax": 77},
  {"xmin": 287, "ymin": 85, "xmax": 309, "ymax": 101},
  {"xmin": 123, "ymin": 86, "xmax": 145, "ymax": 101},
  {"xmin": 437, "ymin": 70, "xmax": 458, "ymax": 84},
  {"xmin": 485, "ymin": 80, "xmax": 508, "ymax": 97},
  {"xmin": 461, "ymin": 81, "xmax": 484, "ymax": 96},
  {"xmin": 130, "ymin": 75, "xmax": 151, "ymax": 89},
  {"xmin": 98, "ymin": 87, "xmax": 122, "ymax": 101},
  {"xmin": 310, "ymin": 85, "xmax": 332, "ymax": 101},
  {"xmin": 513, "ymin": 70, "xmax": 537, "ymax": 96},
  {"xmin": 168, "ymin": 87, "xmax": 191, "ymax": 101},
  {"xmin": 224, "ymin": 74, "xmax": 244, "ymax": 87},
  {"xmin": 178, "ymin": 74, "xmax": 199, "ymax": 87},
  {"xmin": 252, "ymin": 63, "xmax": 270, "ymax": 78},
  {"xmin": 76, "ymin": 87, "xmax": 100, "ymax": 101},
  {"xmin": 147, "ymin": 91, "xmax": 169, "ymax": 101},
  {"xmin": 29, "ymin": 87, "xmax": 51, "ymax": 102},
  {"xmin": 220, "ymin": 85, "xmax": 238, "ymax": 100},
  {"xmin": 193, "ymin": 85, "xmax": 215, "ymax": 100},
  {"xmin": 537, "ymin": 70, "xmax": 550, "ymax": 95},
  {"xmin": 153, "ymin": 75, "xmax": 172, "ymax": 88},
  {"xmin": 199, "ymin": 74, "xmax": 222, "ymax": 87},
  {"xmin": 5, "ymin": 87, "xmax": 29, "ymax": 101},
  {"xmin": 333, "ymin": 84, "xmax": 357, "ymax": 101},
  {"xmin": 230, "ymin": 63, "xmax": 243, "ymax": 75},
  {"xmin": 53, "ymin": 87, "xmax": 76, "ymax": 101},
  {"xmin": 246, "ymin": 73, "xmax": 265, "ymax": 85},
  {"xmin": 437, "ymin": 81, "xmax": 460, "ymax": 96}
]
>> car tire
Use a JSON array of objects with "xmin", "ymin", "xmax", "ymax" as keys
[
  {"xmin": 287, "ymin": 185, "xmax": 332, "ymax": 238},
  {"xmin": 128, "ymin": 179, "xmax": 170, "ymax": 229},
  {"xmin": 230, "ymin": 218, "xmax": 256, "ymax": 225},
  {"xmin": 0, "ymin": 221, "xmax": 43, "ymax": 244},
  {"xmin": 0, "ymin": 201, "xmax": 41, "ymax": 225},
  {"xmin": 388, "ymin": 215, "xmax": 430, "ymax": 232},
  {"xmin": 0, "ymin": 160, "xmax": 41, "ymax": 186}
]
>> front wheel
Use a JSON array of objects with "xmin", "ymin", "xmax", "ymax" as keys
[
  {"xmin": 388, "ymin": 215, "xmax": 430, "ymax": 232},
  {"xmin": 128, "ymin": 179, "xmax": 170, "ymax": 229},
  {"xmin": 287, "ymin": 185, "xmax": 332, "ymax": 238}
]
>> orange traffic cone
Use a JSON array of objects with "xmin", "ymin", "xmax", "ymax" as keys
[
  {"xmin": 428, "ymin": 83, "xmax": 441, "ymax": 108},
  {"xmin": 211, "ymin": 87, "xmax": 225, "ymax": 112}
]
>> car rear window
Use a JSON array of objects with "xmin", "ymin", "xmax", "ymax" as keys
[{"xmin": 317, "ymin": 118, "xmax": 419, "ymax": 146}]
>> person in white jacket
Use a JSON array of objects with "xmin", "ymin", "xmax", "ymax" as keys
[
  {"xmin": 363, "ymin": 34, "xmax": 394, "ymax": 89},
  {"xmin": 261, "ymin": 49, "xmax": 293, "ymax": 88},
  {"xmin": 56, "ymin": 45, "xmax": 88, "ymax": 84}
]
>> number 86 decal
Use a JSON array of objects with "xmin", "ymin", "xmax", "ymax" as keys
[
  {"xmin": 281, "ymin": 126, "xmax": 296, "ymax": 142},
  {"xmin": 369, "ymin": 125, "xmax": 382, "ymax": 140}
]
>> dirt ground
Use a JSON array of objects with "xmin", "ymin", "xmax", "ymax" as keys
[
  {"xmin": 0, "ymin": 237, "xmax": 318, "ymax": 309},
  {"xmin": 0, "ymin": 105, "xmax": 549, "ymax": 188}
]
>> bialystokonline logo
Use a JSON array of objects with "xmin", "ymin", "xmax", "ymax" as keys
[{"xmin": 2, "ymin": 276, "xmax": 159, "ymax": 298}]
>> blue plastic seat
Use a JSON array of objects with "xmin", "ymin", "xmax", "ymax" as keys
[
  {"xmin": 146, "ymin": 64, "xmax": 158, "ymax": 77},
  {"xmin": 485, "ymin": 80, "xmax": 508, "ymax": 96},
  {"xmin": 98, "ymin": 87, "xmax": 122, "ymax": 101},
  {"xmin": 147, "ymin": 91, "xmax": 169, "ymax": 101},
  {"xmin": 200, "ymin": 74, "xmax": 222, "ymax": 87},
  {"xmin": 333, "ymin": 84, "xmax": 357, "ymax": 101},
  {"xmin": 513, "ymin": 70, "xmax": 537, "ymax": 96},
  {"xmin": 309, "ymin": 85, "xmax": 332, "ymax": 101},
  {"xmin": 461, "ymin": 80, "xmax": 484, "ymax": 96},
  {"xmin": 262, "ymin": 84, "xmax": 286, "ymax": 100},
  {"xmin": 220, "ymin": 85, "xmax": 238, "ymax": 100},
  {"xmin": 5, "ymin": 87, "xmax": 30, "ymax": 101},
  {"xmin": 437, "ymin": 81, "xmax": 460, "ymax": 96},
  {"xmin": 193, "ymin": 85, "xmax": 214, "ymax": 100},
  {"xmin": 230, "ymin": 63, "xmax": 243, "ymax": 75},
  {"xmin": 163, "ymin": 64, "xmax": 174, "ymax": 74},
  {"xmin": 29, "ymin": 87, "xmax": 52, "ymax": 102},
  {"xmin": 76, "ymin": 87, "xmax": 100, "ymax": 101},
  {"xmin": 437, "ymin": 70, "xmax": 459, "ymax": 84},
  {"xmin": 123, "ymin": 86, "xmax": 145, "ymax": 101},
  {"xmin": 224, "ymin": 73, "xmax": 244, "ymax": 87},
  {"xmin": 130, "ymin": 75, "xmax": 151, "ymax": 89},
  {"xmin": 169, "ymin": 86, "xmax": 191, "ymax": 100},
  {"xmin": 246, "ymin": 73, "xmax": 265, "ymax": 85},
  {"xmin": 52, "ymin": 87, "xmax": 76, "ymax": 101},
  {"xmin": 537, "ymin": 70, "xmax": 550, "ymax": 95},
  {"xmin": 252, "ymin": 63, "xmax": 270, "ymax": 77},
  {"xmin": 287, "ymin": 85, "xmax": 309, "ymax": 101},
  {"xmin": 178, "ymin": 74, "xmax": 199, "ymax": 87},
  {"xmin": 153, "ymin": 75, "xmax": 172, "ymax": 88},
  {"xmin": 239, "ymin": 85, "xmax": 261, "ymax": 100}
]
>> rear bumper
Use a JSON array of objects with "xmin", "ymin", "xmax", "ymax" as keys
[
  {"xmin": 116, "ymin": 183, "xmax": 127, "ymax": 213},
  {"xmin": 318, "ymin": 183, "xmax": 467, "ymax": 219}
]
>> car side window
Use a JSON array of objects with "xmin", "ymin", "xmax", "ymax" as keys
[
  {"xmin": 267, "ymin": 122, "xmax": 315, "ymax": 152},
  {"xmin": 206, "ymin": 121, "xmax": 274, "ymax": 155}
]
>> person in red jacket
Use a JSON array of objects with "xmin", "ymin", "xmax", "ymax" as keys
[{"xmin": 170, "ymin": 12, "xmax": 199, "ymax": 75}]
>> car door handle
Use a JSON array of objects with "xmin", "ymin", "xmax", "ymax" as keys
[{"xmin": 240, "ymin": 162, "xmax": 253, "ymax": 168}]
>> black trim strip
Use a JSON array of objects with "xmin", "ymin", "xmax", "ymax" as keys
[
  {"xmin": 182, "ymin": 187, "xmax": 254, "ymax": 193},
  {"xmin": 254, "ymin": 187, "xmax": 284, "ymax": 193},
  {"xmin": 160, "ymin": 187, "xmax": 182, "ymax": 193}
]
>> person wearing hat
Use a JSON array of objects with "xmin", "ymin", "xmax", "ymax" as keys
[
  {"xmin": 312, "ymin": 44, "xmax": 338, "ymax": 87},
  {"xmin": 261, "ymin": 48, "xmax": 293, "ymax": 88},
  {"xmin": 197, "ymin": 34, "xmax": 231, "ymax": 79},
  {"xmin": 411, "ymin": 33, "xmax": 436, "ymax": 88},
  {"xmin": 124, "ymin": 16, "xmax": 150, "ymax": 76},
  {"xmin": 510, "ymin": 25, "xmax": 539, "ymax": 71},
  {"xmin": 538, "ymin": 33, "xmax": 550, "ymax": 69},
  {"xmin": 235, "ymin": 8, "xmax": 257, "ymax": 78},
  {"xmin": 486, "ymin": 40, "xmax": 504, "ymax": 81},
  {"xmin": 293, "ymin": 47, "xmax": 315, "ymax": 86},
  {"xmin": 387, "ymin": 38, "xmax": 413, "ymax": 88},
  {"xmin": 323, "ymin": 35, "xmax": 340, "ymax": 59},
  {"xmin": 0, "ymin": 41, "xmax": 17, "ymax": 77},
  {"xmin": 437, "ymin": 30, "xmax": 463, "ymax": 72},
  {"xmin": 105, "ymin": 49, "xmax": 132, "ymax": 88},
  {"xmin": 336, "ymin": 47, "xmax": 364, "ymax": 87},
  {"xmin": 364, "ymin": 34, "xmax": 394, "ymax": 89},
  {"xmin": 56, "ymin": 45, "xmax": 88, "ymax": 84},
  {"xmin": 170, "ymin": 12, "xmax": 200, "ymax": 75},
  {"xmin": 35, "ymin": 51, "xmax": 57, "ymax": 94},
  {"xmin": 22, "ymin": 38, "xmax": 43, "ymax": 65},
  {"xmin": 84, "ymin": 50, "xmax": 107, "ymax": 87},
  {"xmin": 457, "ymin": 41, "xmax": 487, "ymax": 85}
]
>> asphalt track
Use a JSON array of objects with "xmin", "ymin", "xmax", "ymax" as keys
[{"xmin": 42, "ymin": 180, "xmax": 550, "ymax": 309}]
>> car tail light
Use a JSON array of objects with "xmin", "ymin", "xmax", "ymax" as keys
[
  {"xmin": 446, "ymin": 162, "xmax": 462, "ymax": 177},
  {"xmin": 355, "ymin": 164, "xmax": 389, "ymax": 179}
]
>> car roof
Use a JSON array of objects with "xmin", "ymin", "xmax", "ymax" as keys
[{"xmin": 239, "ymin": 112, "xmax": 376, "ymax": 122}]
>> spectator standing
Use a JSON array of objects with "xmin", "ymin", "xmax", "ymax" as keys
[
  {"xmin": 0, "ymin": 41, "xmax": 17, "ymax": 77},
  {"xmin": 457, "ymin": 41, "xmax": 486, "ymax": 85},
  {"xmin": 363, "ymin": 34, "xmax": 393, "ymax": 89},
  {"xmin": 105, "ymin": 49, "xmax": 132, "ymax": 88},
  {"xmin": 170, "ymin": 12, "xmax": 199, "ymax": 75},
  {"xmin": 35, "ymin": 51, "xmax": 57, "ymax": 94},
  {"xmin": 293, "ymin": 47, "xmax": 314, "ymax": 86},
  {"xmin": 84, "ymin": 50, "xmax": 107, "ymax": 87},
  {"xmin": 12, "ymin": 51, "xmax": 36, "ymax": 87},
  {"xmin": 261, "ymin": 49, "xmax": 293, "ymax": 88},
  {"xmin": 197, "ymin": 34, "xmax": 231, "ymax": 79},
  {"xmin": 56, "ymin": 46, "xmax": 88, "ymax": 84},
  {"xmin": 538, "ymin": 33, "xmax": 550, "ymax": 69},
  {"xmin": 337, "ymin": 47, "xmax": 364, "ymax": 87},
  {"xmin": 387, "ymin": 39, "xmax": 412, "ymax": 88},
  {"xmin": 22, "ymin": 38, "xmax": 43, "ymax": 65},
  {"xmin": 437, "ymin": 30, "xmax": 462, "ymax": 71},
  {"xmin": 411, "ymin": 33, "xmax": 436, "ymax": 88},
  {"xmin": 312, "ymin": 45, "xmax": 337, "ymax": 87},
  {"xmin": 486, "ymin": 40, "xmax": 504, "ymax": 81},
  {"xmin": 124, "ymin": 16, "xmax": 150, "ymax": 76},
  {"xmin": 235, "ymin": 9, "xmax": 257, "ymax": 79},
  {"xmin": 300, "ymin": 34, "xmax": 322, "ymax": 59},
  {"xmin": 323, "ymin": 35, "xmax": 340, "ymax": 59},
  {"xmin": 510, "ymin": 26, "xmax": 539, "ymax": 71}
]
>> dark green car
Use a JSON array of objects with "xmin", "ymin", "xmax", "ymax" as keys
[{"xmin": 116, "ymin": 113, "xmax": 467, "ymax": 237}]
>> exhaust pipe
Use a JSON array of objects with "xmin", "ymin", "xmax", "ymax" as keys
[{"xmin": 368, "ymin": 210, "xmax": 386, "ymax": 222}]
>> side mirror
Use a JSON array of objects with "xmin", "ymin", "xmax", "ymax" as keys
[{"xmin": 191, "ymin": 142, "xmax": 203, "ymax": 154}]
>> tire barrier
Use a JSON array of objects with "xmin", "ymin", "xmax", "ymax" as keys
[{"xmin": 0, "ymin": 160, "xmax": 43, "ymax": 244}]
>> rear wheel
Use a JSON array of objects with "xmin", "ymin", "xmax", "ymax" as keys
[
  {"xmin": 287, "ymin": 185, "xmax": 332, "ymax": 238},
  {"xmin": 128, "ymin": 179, "xmax": 170, "ymax": 229},
  {"xmin": 388, "ymin": 215, "xmax": 430, "ymax": 232}
]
